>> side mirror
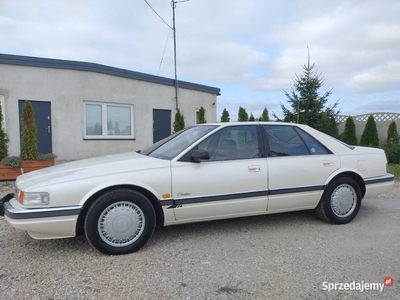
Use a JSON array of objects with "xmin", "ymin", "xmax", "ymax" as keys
[{"xmin": 191, "ymin": 149, "xmax": 210, "ymax": 162}]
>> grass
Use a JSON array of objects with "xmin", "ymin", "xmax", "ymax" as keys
[
  {"xmin": 388, "ymin": 164, "xmax": 400, "ymax": 180},
  {"xmin": 217, "ymin": 286, "xmax": 240, "ymax": 294}
]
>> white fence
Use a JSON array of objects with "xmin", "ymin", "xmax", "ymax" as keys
[{"xmin": 336, "ymin": 112, "xmax": 400, "ymax": 143}]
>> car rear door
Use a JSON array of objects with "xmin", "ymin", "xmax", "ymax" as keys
[
  {"xmin": 170, "ymin": 125, "xmax": 268, "ymax": 222},
  {"xmin": 263, "ymin": 125, "xmax": 340, "ymax": 212}
]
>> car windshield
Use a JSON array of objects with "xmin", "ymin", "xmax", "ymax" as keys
[{"xmin": 141, "ymin": 125, "xmax": 218, "ymax": 160}]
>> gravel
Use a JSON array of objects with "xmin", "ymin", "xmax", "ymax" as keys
[{"xmin": 0, "ymin": 181, "xmax": 399, "ymax": 300}]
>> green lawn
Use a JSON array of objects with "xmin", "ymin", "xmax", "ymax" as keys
[{"xmin": 388, "ymin": 164, "xmax": 400, "ymax": 180}]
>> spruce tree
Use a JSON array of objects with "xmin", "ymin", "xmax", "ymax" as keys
[
  {"xmin": 341, "ymin": 116, "xmax": 357, "ymax": 145},
  {"xmin": 21, "ymin": 101, "xmax": 39, "ymax": 160},
  {"xmin": 273, "ymin": 58, "xmax": 340, "ymax": 136},
  {"xmin": 359, "ymin": 115, "xmax": 379, "ymax": 148},
  {"xmin": 220, "ymin": 108, "xmax": 230, "ymax": 122},
  {"xmin": 238, "ymin": 107, "xmax": 248, "ymax": 121},
  {"xmin": 0, "ymin": 102, "xmax": 8, "ymax": 159},
  {"xmin": 249, "ymin": 113, "xmax": 255, "ymax": 121},
  {"xmin": 173, "ymin": 109, "xmax": 185, "ymax": 132}
]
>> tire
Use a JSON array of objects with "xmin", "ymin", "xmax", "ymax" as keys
[
  {"xmin": 84, "ymin": 189, "xmax": 156, "ymax": 255},
  {"xmin": 316, "ymin": 176, "xmax": 362, "ymax": 224}
]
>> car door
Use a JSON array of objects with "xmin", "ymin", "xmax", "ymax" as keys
[
  {"xmin": 170, "ymin": 125, "xmax": 268, "ymax": 222},
  {"xmin": 263, "ymin": 125, "xmax": 340, "ymax": 212}
]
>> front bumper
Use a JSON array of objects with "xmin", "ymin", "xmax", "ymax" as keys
[{"xmin": 0, "ymin": 193, "xmax": 81, "ymax": 239}]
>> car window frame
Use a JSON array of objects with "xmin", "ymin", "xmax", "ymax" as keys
[
  {"xmin": 262, "ymin": 124, "xmax": 333, "ymax": 157},
  {"xmin": 178, "ymin": 124, "xmax": 266, "ymax": 163}
]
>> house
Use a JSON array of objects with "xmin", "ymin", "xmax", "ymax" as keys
[{"xmin": 0, "ymin": 54, "xmax": 220, "ymax": 160}]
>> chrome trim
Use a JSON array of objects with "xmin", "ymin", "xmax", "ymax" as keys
[
  {"xmin": 3, "ymin": 197, "xmax": 81, "ymax": 220},
  {"xmin": 364, "ymin": 174, "xmax": 395, "ymax": 185}
]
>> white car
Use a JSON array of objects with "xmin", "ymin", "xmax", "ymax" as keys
[{"xmin": 0, "ymin": 122, "xmax": 394, "ymax": 255}]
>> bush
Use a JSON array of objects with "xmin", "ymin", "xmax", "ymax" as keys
[
  {"xmin": 173, "ymin": 109, "xmax": 185, "ymax": 133},
  {"xmin": 359, "ymin": 115, "xmax": 379, "ymax": 148},
  {"xmin": 341, "ymin": 116, "xmax": 358, "ymax": 145},
  {"xmin": 383, "ymin": 121, "xmax": 400, "ymax": 164},
  {"xmin": 21, "ymin": 101, "xmax": 39, "ymax": 160},
  {"xmin": 0, "ymin": 102, "xmax": 8, "ymax": 160},
  {"xmin": 220, "ymin": 108, "xmax": 230, "ymax": 122},
  {"xmin": 197, "ymin": 107, "xmax": 206, "ymax": 124},
  {"xmin": 2, "ymin": 156, "xmax": 22, "ymax": 169}
]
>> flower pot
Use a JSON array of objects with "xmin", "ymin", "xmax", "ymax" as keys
[{"xmin": 0, "ymin": 159, "xmax": 55, "ymax": 181}]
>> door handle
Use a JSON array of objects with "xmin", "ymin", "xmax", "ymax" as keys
[
  {"xmin": 323, "ymin": 160, "xmax": 332, "ymax": 166},
  {"xmin": 248, "ymin": 165, "xmax": 261, "ymax": 172}
]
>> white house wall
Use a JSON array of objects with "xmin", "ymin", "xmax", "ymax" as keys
[{"xmin": 0, "ymin": 63, "xmax": 218, "ymax": 160}]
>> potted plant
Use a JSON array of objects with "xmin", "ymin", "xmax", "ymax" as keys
[{"xmin": 0, "ymin": 101, "xmax": 57, "ymax": 180}]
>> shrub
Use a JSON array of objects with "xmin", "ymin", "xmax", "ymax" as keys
[
  {"xmin": 238, "ymin": 107, "xmax": 248, "ymax": 121},
  {"xmin": 341, "ymin": 116, "xmax": 358, "ymax": 145},
  {"xmin": 383, "ymin": 121, "xmax": 400, "ymax": 164},
  {"xmin": 197, "ymin": 107, "xmax": 206, "ymax": 124},
  {"xmin": 173, "ymin": 109, "xmax": 185, "ymax": 133},
  {"xmin": 0, "ymin": 102, "xmax": 8, "ymax": 160},
  {"xmin": 2, "ymin": 156, "xmax": 22, "ymax": 169},
  {"xmin": 36, "ymin": 153, "xmax": 58, "ymax": 160},
  {"xmin": 21, "ymin": 101, "xmax": 39, "ymax": 160},
  {"xmin": 359, "ymin": 115, "xmax": 379, "ymax": 148},
  {"xmin": 220, "ymin": 108, "xmax": 230, "ymax": 122}
]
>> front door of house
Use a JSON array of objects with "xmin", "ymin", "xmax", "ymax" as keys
[
  {"xmin": 153, "ymin": 109, "xmax": 171, "ymax": 143},
  {"xmin": 19, "ymin": 100, "xmax": 52, "ymax": 154}
]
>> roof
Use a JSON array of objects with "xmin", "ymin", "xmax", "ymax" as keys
[{"xmin": 0, "ymin": 53, "xmax": 221, "ymax": 95}]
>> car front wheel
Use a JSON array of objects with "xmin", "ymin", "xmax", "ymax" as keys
[
  {"xmin": 316, "ymin": 176, "xmax": 362, "ymax": 224},
  {"xmin": 84, "ymin": 189, "xmax": 156, "ymax": 255}
]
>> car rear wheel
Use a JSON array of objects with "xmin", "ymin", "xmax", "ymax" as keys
[
  {"xmin": 84, "ymin": 189, "xmax": 156, "ymax": 255},
  {"xmin": 316, "ymin": 177, "xmax": 362, "ymax": 224}
]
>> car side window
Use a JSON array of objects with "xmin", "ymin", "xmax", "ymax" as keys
[
  {"xmin": 295, "ymin": 128, "xmax": 330, "ymax": 155},
  {"xmin": 197, "ymin": 125, "xmax": 260, "ymax": 161},
  {"xmin": 263, "ymin": 125, "xmax": 310, "ymax": 156}
]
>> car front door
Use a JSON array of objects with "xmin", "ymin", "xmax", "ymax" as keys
[
  {"xmin": 263, "ymin": 125, "xmax": 340, "ymax": 212},
  {"xmin": 170, "ymin": 125, "xmax": 268, "ymax": 222}
]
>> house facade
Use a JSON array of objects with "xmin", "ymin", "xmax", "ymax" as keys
[{"xmin": 0, "ymin": 54, "xmax": 220, "ymax": 160}]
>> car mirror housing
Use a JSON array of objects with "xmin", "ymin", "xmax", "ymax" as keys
[{"xmin": 191, "ymin": 149, "xmax": 210, "ymax": 162}]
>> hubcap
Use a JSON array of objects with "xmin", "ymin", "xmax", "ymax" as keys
[
  {"xmin": 330, "ymin": 184, "xmax": 357, "ymax": 218},
  {"xmin": 98, "ymin": 201, "xmax": 145, "ymax": 247}
]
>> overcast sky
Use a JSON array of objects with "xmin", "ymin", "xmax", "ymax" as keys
[{"xmin": 1, "ymin": 0, "xmax": 399, "ymax": 121}]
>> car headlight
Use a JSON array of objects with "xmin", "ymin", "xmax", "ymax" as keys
[{"xmin": 17, "ymin": 190, "xmax": 50, "ymax": 206}]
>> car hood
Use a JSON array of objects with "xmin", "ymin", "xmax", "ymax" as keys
[{"xmin": 16, "ymin": 152, "xmax": 170, "ymax": 190}]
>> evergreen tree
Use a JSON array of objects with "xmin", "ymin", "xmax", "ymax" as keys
[
  {"xmin": 273, "ymin": 59, "xmax": 340, "ymax": 136},
  {"xmin": 383, "ymin": 121, "xmax": 400, "ymax": 163},
  {"xmin": 0, "ymin": 102, "xmax": 8, "ymax": 159},
  {"xmin": 238, "ymin": 107, "xmax": 248, "ymax": 121},
  {"xmin": 386, "ymin": 121, "xmax": 399, "ymax": 144},
  {"xmin": 220, "ymin": 108, "xmax": 230, "ymax": 122},
  {"xmin": 359, "ymin": 115, "xmax": 379, "ymax": 148},
  {"xmin": 249, "ymin": 113, "xmax": 255, "ymax": 121},
  {"xmin": 340, "ymin": 116, "xmax": 357, "ymax": 145},
  {"xmin": 173, "ymin": 109, "xmax": 185, "ymax": 132},
  {"xmin": 197, "ymin": 106, "xmax": 206, "ymax": 124},
  {"xmin": 21, "ymin": 101, "xmax": 39, "ymax": 160},
  {"xmin": 259, "ymin": 107, "xmax": 270, "ymax": 122}
]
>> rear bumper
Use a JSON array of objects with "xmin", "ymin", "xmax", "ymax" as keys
[
  {"xmin": 364, "ymin": 174, "xmax": 395, "ymax": 198},
  {"xmin": 1, "ymin": 193, "xmax": 81, "ymax": 239}
]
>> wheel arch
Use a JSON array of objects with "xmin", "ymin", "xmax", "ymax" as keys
[
  {"xmin": 75, "ymin": 184, "xmax": 164, "ymax": 236},
  {"xmin": 326, "ymin": 171, "xmax": 366, "ymax": 198}
]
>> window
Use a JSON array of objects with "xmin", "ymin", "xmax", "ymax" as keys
[
  {"xmin": 84, "ymin": 102, "xmax": 134, "ymax": 139},
  {"xmin": 195, "ymin": 125, "xmax": 260, "ymax": 161},
  {"xmin": 142, "ymin": 125, "xmax": 217, "ymax": 160},
  {"xmin": 263, "ymin": 125, "xmax": 329, "ymax": 156}
]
